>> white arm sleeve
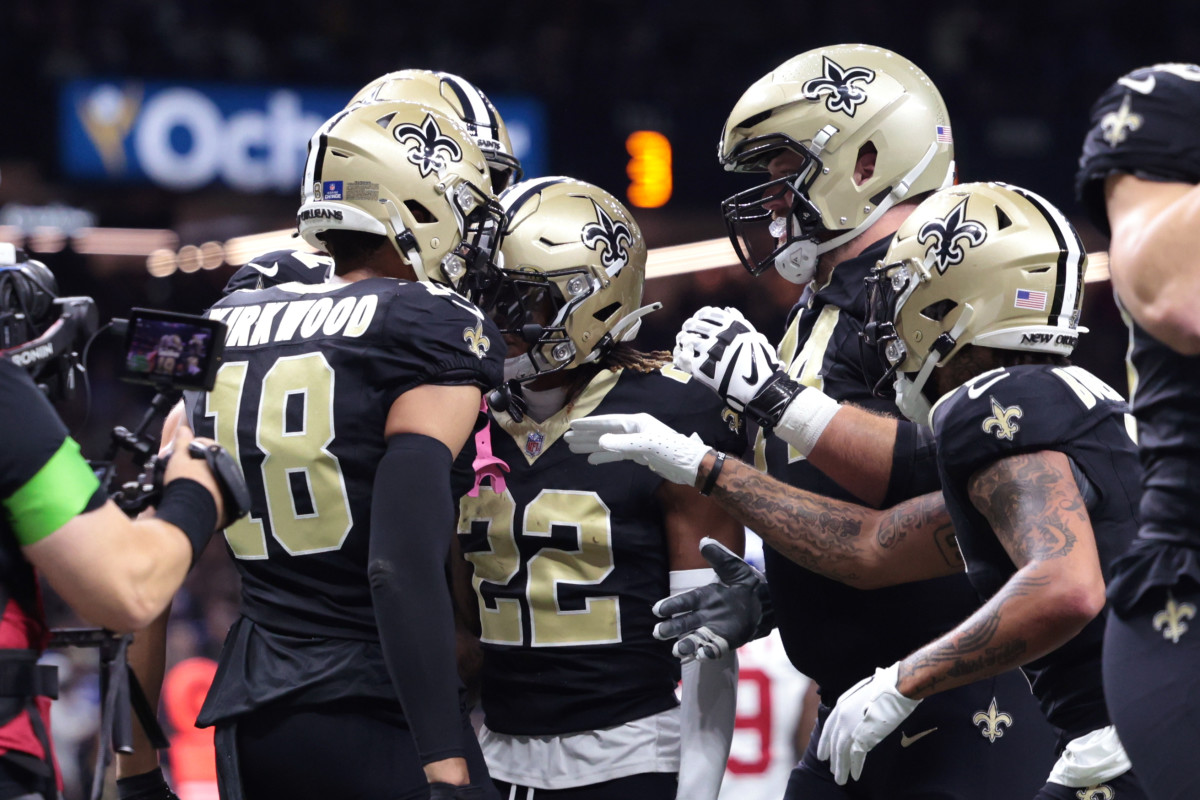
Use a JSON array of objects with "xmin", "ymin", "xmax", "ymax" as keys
[{"xmin": 671, "ymin": 569, "xmax": 738, "ymax": 800}]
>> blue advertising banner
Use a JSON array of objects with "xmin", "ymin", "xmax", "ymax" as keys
[{"xmin": 59, "ymin": 79, "xmax": 546, "ymax": 193}]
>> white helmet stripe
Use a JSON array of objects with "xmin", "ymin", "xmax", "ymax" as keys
[
  {"xmin": 1008, "ymin": 184, "xmax": 1084, "ymax": 330},
  {"xmin": 438, "ymin": 73, "xmax": 497, "ymax": 136},
  {"xmin": 499, "ymin": 176, "xmax": 571, "ymax": 219},
  {"xmin": 302, "ymin": 108, "xmax": 353, "ymax": 204}
]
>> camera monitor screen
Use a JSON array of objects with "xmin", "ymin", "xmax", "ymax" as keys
[{"xmin": 120, "ymin": 308, "xmax": 226, "ymax": 391}]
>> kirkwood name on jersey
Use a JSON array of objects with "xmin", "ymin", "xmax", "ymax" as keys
[{"xmin": 208, "ymin": 294, "xmax": 379, "ymax": 346}]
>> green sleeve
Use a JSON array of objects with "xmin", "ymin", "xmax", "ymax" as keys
[{"xmin": 3, "ymin": 437, "xmax": 102, "ymax": 546}]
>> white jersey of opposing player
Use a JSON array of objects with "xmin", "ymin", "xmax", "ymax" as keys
[{"xmin": 719, "ymin": 533, "xmax": 813, "ymax": 800}]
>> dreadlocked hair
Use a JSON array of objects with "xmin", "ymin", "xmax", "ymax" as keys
[
  {"xmin": 560, "ymin": 344, "xmax": 672, "ymax": 405},
  {"xmin": 598, "ymin": 343, "xmax": 672, "ymax": 373}
]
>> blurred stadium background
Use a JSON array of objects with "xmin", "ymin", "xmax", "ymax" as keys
[{"xmin": 2, "ymin": 1, "xmax": 1196, "ymax": 796}]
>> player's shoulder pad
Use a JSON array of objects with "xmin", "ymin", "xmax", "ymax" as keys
[
  {"xmin": 223, "ymin": 249, "xmax": 334, "ymax": 295},
  {"xmin": 933, "ymin": 364, "xmax": 1125, "ymax": 471},
  {"xmin": 383, "ymin": 280, "xmax": 504, "ymax": 378},
  {"xmin": 1076, "ymin": 63, "xmax": 1200, "ymax": 233},
  {"xmin": 642, "ymin": 363, "xmax": 747, "ymax": 449}
]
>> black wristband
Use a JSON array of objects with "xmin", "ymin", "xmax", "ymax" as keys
[
  {"xmin": 743, "ymin": 373, "xmax": 806, "ymax": 432},
  {"xmin": 699, "ymin": 451, "xmax": 726, "ymax": 496},
  {"xmin": 155, "ymin": 478, "xmax": 218, "ymax": 564}
]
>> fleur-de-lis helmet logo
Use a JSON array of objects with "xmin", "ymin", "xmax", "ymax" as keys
[
  {"xmin": 581, "ymin": 198, "xmax": 634, "ymax": 274},
  {"xmin": 392, "ymin": 114, "xmax": 463, "ymax": 178},
  {"xmin": 802, "ymin": 56, "xmax": 877, "ymax": 117},
  {"xmin": 917, "ymin": 197, "xmax": 988, "ymax": 274}
]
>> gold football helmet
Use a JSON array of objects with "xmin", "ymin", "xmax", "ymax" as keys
[
  {"xmin": 863, "ymin": 182, "xmax": 1088, "ymax": 424},
  {"xmin": 348, "ymin": 69, "xmax": 522, "ymax": 191},
  {"xmin": 484, "ymin": 177, "xmax": 658, "ymax": 380},
  {"xmin": 719, "ymin": 44, "xmax": 955, "ymax": 284},
  {"xmin": 296, "ymin": 99, "xmax": 504, "ymax": 293}
]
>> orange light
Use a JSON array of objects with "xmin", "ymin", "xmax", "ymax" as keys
[{"xmin": 626, "ymin": 130, "xmax": 672, "ymax": 208}]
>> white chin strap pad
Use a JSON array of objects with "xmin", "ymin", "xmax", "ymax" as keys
[{"xmin": 775, "ymin": 241, "xmax": 819, "ymax": 284}]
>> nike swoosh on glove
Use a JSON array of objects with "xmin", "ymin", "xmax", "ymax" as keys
[
  {"xmin": 673, "ymin": 306, "xmax": 806, "ymax": 432},
  {"xmin": 673, "ymin": 306, "xmax": 785, "ymax": 413},
  {"xmin": 816, "ymin": 661, "xmax": 922, "ymax": 785},
  {"xmin": 651, "ymin": 537, "xmax": 773, "ymax": 662},
  {"xmin": 564, "ymin": 413, "xmax": 711, "ymax": 487}
]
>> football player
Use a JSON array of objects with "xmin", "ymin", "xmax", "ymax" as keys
[
  {"xmin": 133, "ymin": 100, "xmax": 506, "ymax": 800},
  {"xmin": 457, "ymin": 177, "xmax": 745, "ymax": 799},
  {"xmin": 1077, "ymin": 62, "xmax": 1200, "ymax": 800},
  {"xmin": 570, "ymin": 182, "xmax": 1147, "ymax": 798},
  {"xmin": 119, "ymin": 71, "xmax": 519, "ymax": 800},
  {"xmin": 622, "ymin": 44, "xmax": 1055, "ymax": 798}
]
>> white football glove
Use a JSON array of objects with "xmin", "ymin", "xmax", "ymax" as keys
[
  {"xmin": 816, "ymin": 661, "xmax": 922, "ymax": 785},
  {"xmin": 565, "ymin": 413, "xmax": 711, "ymax": 487},
  {"xmin": 673, "ymin": 306, "xmax": 785, "ymax": 415}
]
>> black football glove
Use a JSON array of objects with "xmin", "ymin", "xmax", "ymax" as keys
[
  {"xmin": 116, "ymin": 768, "xmax": 180, "ymax": 800},
  {"xmin": 651, "ymin": 537, "xmax": 775, "ymax": 662}
]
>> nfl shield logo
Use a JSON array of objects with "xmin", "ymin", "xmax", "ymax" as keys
[{"xmin": 525, "ymin": 431, "xmax": 545, "ymax": 458}]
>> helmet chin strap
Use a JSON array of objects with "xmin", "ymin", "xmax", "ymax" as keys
[
  {"xmin": 776, "ymin": 141, "xmax": 944, "ymax": 286},
  {"xmin": 894, "ymin": 303, "xmax": 975, "ymax": 426},
  {"xmin": 379, "ymin": 198, "xmax": 426, "ymax": 281},
  {"xmin": 607, "ymin": 302, "xmax": 662, "ymax": 345}
]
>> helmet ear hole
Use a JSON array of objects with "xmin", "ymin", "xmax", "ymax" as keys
[
  {"xmin": 920, "ymin": 298, "xmax": 958, "ymax": 322},
  {"xmin": 592, "ymin": 302, "xmax": 620, "ymax": 323},
  {"xmin": 404, "ymin": 200, "xmax": 437, "ymax": 224}
]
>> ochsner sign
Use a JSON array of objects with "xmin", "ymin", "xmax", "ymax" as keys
[{"xmin": 60, "ymin": 80, "xmax": 346, "ymax": 192}]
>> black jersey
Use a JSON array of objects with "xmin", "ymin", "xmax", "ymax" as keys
[
  {"xmin": 457, "ymin": 365, "xmax": 745, "ymax": 736},
  {"xmin": 1105, "ymin": 309, "xmax": 1200, "ymax": 613},
  {"xmin": 758, "ymin": 237, "xmax": 981, "ymax": 701},
  {"xmin": 186, "ymin": 276, "xmax": 503, "ymax": 639},
  {"xmin": 222, "ymin": 249, "xmax": 334, "ymax": 295},
  {"xmin": 1123, "ymin": 312, "xmax": 1200, "ymax": 545},
  {"xmin": 932, "ymin": 364, "xmax": 1141, "ymax": 737}
]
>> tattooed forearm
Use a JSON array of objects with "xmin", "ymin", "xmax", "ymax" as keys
[
  {"xmin": 714, "ymin": 460, "xmax": 869, "ymax": 582},
  {"xmin": 933, "ymin": 517, "xmax": 965, "ymax": 570},
  {"xmin": 969, "ymin": 451, "xmax": 1089, "ymax": 566},
  {"xmin": 897, "ymin": 570, "xmax": 1051, "ymax": 698},
  {"xmin": 876, "ymin": 493, "xmax": 958, "ymax": 571},
  {"xmin": 709, "ymin": 459, "xmax": 953, "ymax": 587}
]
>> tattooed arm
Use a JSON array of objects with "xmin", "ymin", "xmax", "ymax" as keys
[
  {"xmin": 697, "ymin": 453, "xmax": 963, "ymax": 590},
  {"xmin": 893, "ymin": 450, "xmax": 1106, "ymax": 700}
]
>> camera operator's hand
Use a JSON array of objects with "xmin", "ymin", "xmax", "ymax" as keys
[{"xmin": 161, "ymin": 426, "xmax": 226, "ymax": 526}]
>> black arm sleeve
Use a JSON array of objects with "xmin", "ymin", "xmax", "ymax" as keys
[
  {"xmin": 368, "ymin": 432, "xmax": 464, "ymax": 765},
  {"xmin": 882, "ymin": 419, "xmax": 942, "ymax": 506}
]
